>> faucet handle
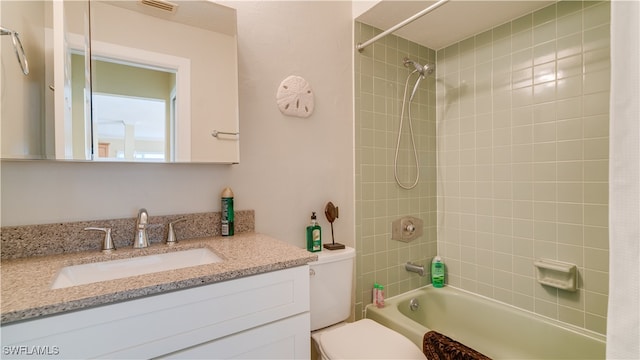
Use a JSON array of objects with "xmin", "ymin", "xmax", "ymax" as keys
[
  {"xmin": 85, "ymin": 227, "xmax": 116, "ymax": 253},
  {"xmin": 166, "ymin": 218, "xmax": 187, "ymax": 245}
]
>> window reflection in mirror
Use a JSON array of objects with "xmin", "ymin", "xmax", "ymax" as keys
[
  {"xmin": 93, "ymin": 94, "xmax": 168, "ymax": 162},
  {"xmin": 72, "ymin": 55, "xmax": 176, "ymax": 161}
]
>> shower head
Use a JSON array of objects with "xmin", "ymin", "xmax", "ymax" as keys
[
  {"xmin": 404, "ymin": 58, "xmax": 424, "ymax": 73},
  {"xmin": 423, "ymin": 63, "xmax": 435, "ymax": 75},
  {"xmin": 403, "ymin": 57, "xmax": 435, "ymax": 77}
]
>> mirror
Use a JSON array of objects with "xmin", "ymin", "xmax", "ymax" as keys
[
  {"xmin": 0, "ymin": 0, "xmax": 239, "ymax": 163},
  {"xmin": 1, "ymin": 0, "xmax": 51, "ymax": 160}
]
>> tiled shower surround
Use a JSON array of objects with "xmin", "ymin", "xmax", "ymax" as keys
[
  {"xmin": 355, "ymin": 1, "xmax": 610, "ymax": 335},
  {"xmin": 354, "ymin": 24, "xmax": 438, "ymax": 319}
]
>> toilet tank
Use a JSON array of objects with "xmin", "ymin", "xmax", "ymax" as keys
[{"xmin": 309, "ymin": 246, "xmax": 355, "ymax": 331}]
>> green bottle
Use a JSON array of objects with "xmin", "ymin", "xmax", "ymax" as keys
[
  {"xmin": 221, "ymin": 187, "xmax": 234, "ymax": 236},
  {"xmin": 431, "ymin": 256, "xmax": 445, "ymax": 288},
  {"xmin": 306, "ymin": 212, "xmax": 321, "ymax": 252}
]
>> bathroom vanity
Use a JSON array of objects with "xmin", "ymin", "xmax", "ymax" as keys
[{"xmin": 1, "ymin": 233, "xmax": 315, "ymax": 359}]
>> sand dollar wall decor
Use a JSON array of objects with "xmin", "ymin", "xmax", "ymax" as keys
[{"xmin": 276, "ymin": 75, "xmax": 314, "ymax": 118}]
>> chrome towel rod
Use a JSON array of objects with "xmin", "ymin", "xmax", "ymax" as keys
[
  {"xmin": 1, "ymin": 26, "xmax": 29, "ymax": 75},
  {"xmin": 211, "ymin": 130, "xmax": 239, "ymax": 138},
  {"xmin": 356, "ymin": 0, "xmax": 449, "ymax": 52}
]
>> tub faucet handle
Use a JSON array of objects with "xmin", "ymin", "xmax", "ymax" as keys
[
  {"xmin": 166, "ymin": 218, "xmax": 187, "ymax": 245},
  {"xmin": 85, "ymin": 227, "xmax": 115, "ymax": 253},
  {"xmin": 405, "ymin": 223, "xmax": 416, "ymax": 233}
]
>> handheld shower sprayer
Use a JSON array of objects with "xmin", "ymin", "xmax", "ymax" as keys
[
  {"xmin": 404, "ymin": 59, "xmax": 434, "ymax": 101},
  {"xmin": 395, "ymin": 57, "xmax": 436, "ymax": 189},
  {"xmin": 403, "ymin": 57, "xmax": 435, "ymax": 78},
  {"xmin": 402, "ymin": 57, "xmax": 435, "ymax": 101},
  {"xmin": 405, "ymin": 58, "xmax": 425, "ymax": 75},
  {"xmin": 423, "ymin": 63, "xmax": 435, "ymax": 75}
]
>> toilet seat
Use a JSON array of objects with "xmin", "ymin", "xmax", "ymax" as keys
[{"xmin": 313, "ymin": 319, "xmax": 426, "ymax": 359}]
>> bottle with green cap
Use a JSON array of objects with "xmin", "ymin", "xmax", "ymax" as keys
[{"xmin": 375, "ymin": 283, "xmax": 385, "ymax": 308}]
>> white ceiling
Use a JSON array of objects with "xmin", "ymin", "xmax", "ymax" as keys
[{"xmin": 356, "ymin": 0, "xmax": 555, "ymax": 50}]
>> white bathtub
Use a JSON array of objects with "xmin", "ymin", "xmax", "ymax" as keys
[{"xmin": 366, "ymin": 285, "xmax": 606, "ymax": 359}]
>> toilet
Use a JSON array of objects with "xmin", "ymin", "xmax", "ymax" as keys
[{"xmin": 309, "ymin": 246, "xmax": 426, "ymax": 359}]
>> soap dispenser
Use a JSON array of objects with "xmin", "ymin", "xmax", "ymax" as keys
[{"xmin": 306, "ymin": 212, "xmax": 322, "ymax": 252}]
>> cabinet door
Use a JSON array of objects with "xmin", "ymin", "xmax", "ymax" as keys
[{"xmin": 159, "ymin": 313, "xmax": 310, "ymax": 359}]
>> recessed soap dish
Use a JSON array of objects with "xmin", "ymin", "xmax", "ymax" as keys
[{"xmin": 534, "ymin": 259, "xmax": 577, "ymax": 292}]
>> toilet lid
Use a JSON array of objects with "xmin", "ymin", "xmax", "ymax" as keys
[{"xmin": 317, "ymin": 319, "xmax": 426, "ymax": 359}]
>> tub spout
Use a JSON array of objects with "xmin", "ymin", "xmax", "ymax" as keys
[{"xmin": 405, "ymin": 262, "xmax": 425, "ymax": 276}]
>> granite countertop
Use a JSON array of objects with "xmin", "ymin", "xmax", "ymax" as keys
[{"xmin": 1, "ymin": 232, "xmax": 317, "ymax": 324}]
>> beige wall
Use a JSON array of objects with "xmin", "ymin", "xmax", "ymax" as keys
[
  {"xmin": 0, "ymin": 1, "xmax": 354, "ymax": 255},
  {"xmin": 436, "ymin": 1, "xmax": 610, "ymax": 334},
  {"xmin": 354, "ymin": 23, "xmax": 438, "ymax": 319}
]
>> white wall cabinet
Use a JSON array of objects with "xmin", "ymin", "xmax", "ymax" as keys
[{"xmin": 1, "ymin": 266, "xmax": 310, "ymax": 359}]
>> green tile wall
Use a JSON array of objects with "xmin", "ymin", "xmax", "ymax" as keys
[
  {"xmin": 436, "ymin": 1, "xmax": 610, "ymax": 334},
  {"xmin": 355, "ymin": 1, "xmax": 610, "ymax": 335},
  {"xmin": 354, "ymin": 23, "xmax": 438, "ymax": 319}
]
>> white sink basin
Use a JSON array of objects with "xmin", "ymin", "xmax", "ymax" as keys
[{"xmin": 51, "ymin": 248, "xmax": 223, "ymax": 289}]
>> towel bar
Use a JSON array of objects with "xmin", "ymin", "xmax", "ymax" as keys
[
  {"xmin": 211, "ymin": 130, "xmax": 239, "ymax": 138},
  {"xmin": 1, "ymin": 26, "xmax": 29, "ymax": 75}
]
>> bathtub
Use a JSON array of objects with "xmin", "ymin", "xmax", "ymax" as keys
[{"xmin": 366, "ymin": 285, "xmax": 606, "ymax": 359}]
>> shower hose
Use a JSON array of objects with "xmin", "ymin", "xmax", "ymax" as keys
[{"xmin": 394, "ymin": 70, "xmax": 421, "ymax": 190}]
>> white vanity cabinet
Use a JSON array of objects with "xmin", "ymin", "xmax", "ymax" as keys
[{"xmin": 1, "ymin": 266, "xmax": 310, "ymax": 359}]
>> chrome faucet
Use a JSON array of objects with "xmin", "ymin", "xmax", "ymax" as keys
[
  {"xmin": 133, "ymin": 208, "xmax": 150, "ymax": 248},
  {"xmin": 405, "ymin": 262, "xmax": 425, "ymax": 277}
]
